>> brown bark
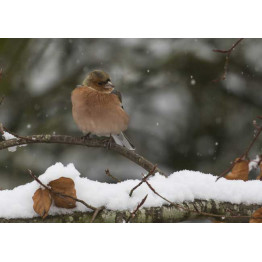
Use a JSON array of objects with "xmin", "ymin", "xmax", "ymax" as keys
[
  {"xmin": 0, "ymin": 134, "xmax": 165, "ymax": 175},
  {"xmin": 0, "ymin": 200, "xmax": 258, "ymax": 223}
]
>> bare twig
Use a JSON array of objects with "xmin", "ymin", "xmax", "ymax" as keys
[
  {"xmin": 213, "ymin": 38, "xmax": 244, "ymax": 54},
  {"xmin": 0, "ymin": 68, "xmax": 2, "ymax": 80},
  {"xmin": 126, "ymin": 195, "xmax": 148, "ymax": 223},
  {"xmin": 216, "ymin": 158, "xmax": 243, "ymax": 182},
  {"xmin": 129, "ymin": 165, "xmax": 157, "ymax": 197},
  {"xmin": 0, "ymin": 127, "xmax": 165, "ymax": 176},
  {"xmin": 216, "ymin": 120, "xmax": 262, "ymax": 181},
  {"xmin": 143, "ymin": 175, "xmax": 251, "ymax": 220},
  {"xmin": 105, "ymin": 169, "xmax": 121, "ymax": 183},
  {"xmin": 28, "ymin": 169, "xmax": 97, "ymax": 211},
  {"xmin": 144, "ymin": 179, "xmax": 182, "ymax": 209},
  {"xmin": 243, "ymin": 120, "xmax": 262, "ymax": 158},
  {"xmin": 212, "ymin": 38, "xmax": 244, "ymax": 82},
  {"xmin": 90, "ymin": 206, "xmax": 105, "ymax": 223}
]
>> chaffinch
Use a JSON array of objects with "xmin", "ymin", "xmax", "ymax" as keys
[{"xmin": 71, "ymin": 70, "xmax": 135, "ymax": 150}]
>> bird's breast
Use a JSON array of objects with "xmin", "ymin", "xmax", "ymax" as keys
[{"xmin": 71, "ymin": 87, "xmax": 129, "ymax": 135}]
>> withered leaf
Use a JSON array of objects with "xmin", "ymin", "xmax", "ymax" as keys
[
  {"xmin": 48, "ymin": 177, "xmax": 77, "ymax": 209},
  {"xmin": 225, "ymin": 158, "xmax": 249, "ymax": 181},
  {"xmin": 256, "ymin": 163, "xmax": 262, "ymax": 180},
  {"xmin": 250, "ymin": 207, "xmax": 262, "ymax": 223},
  {"xmin": 32, "ymin": 188, "xmax": 52, "ymax": 219}
]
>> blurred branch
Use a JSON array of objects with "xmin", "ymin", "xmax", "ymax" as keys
[
  {"xmin": 0, "ymin": 131, "xmax": 165, "ymax": 176},
  {"xmin": 213, "ymin": 38, "xmax": 244, "ymax": 54},
  {"xmin": 212, "ymin": 38, "xmax": 244, "ymax": 82}
]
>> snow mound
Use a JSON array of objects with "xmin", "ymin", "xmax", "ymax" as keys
[{"xmin": 1, "ymin": 162, "xmax": 262, "ymax": 219}]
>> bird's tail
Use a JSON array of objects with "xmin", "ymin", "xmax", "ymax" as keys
[{"xmin": 112, "ymin": 132, "xmax": 135, "ymax": 151}]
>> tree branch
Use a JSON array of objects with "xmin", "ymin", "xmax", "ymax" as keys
[
  {"xmin": 212, "ymin": 38, "xmax": 244, "ymax": 82},
  {"xmin": 0, "ymin": 200, "xmax": 257, "ymax": 223},
  {"xmin": 0, "ymin": 133, "xmax": 165, "ymax": 176}
]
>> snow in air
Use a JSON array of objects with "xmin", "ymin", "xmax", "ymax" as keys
[
  {"xmin": 249, "ymin": 155, "xmax": 260, "ymax": 171},
  {"xmin": 1, "ymin": 162, "xmax": 262, "ymax": 219}
]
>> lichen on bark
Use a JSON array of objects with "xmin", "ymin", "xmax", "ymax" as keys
[{"xmin": 0, "ymin": 200, "xmax": 259, "ymax": 223}]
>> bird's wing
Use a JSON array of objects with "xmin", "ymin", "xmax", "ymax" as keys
[{"xmin": 111, "ymin": 90, "xmax": 124, "ymax": 108}]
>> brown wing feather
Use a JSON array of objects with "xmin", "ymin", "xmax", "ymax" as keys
[{"xmin": 111, "ymin": 90, "xmax": 123, "ymax": 108}]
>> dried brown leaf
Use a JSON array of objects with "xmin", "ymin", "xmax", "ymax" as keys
[
  {"xmin": 225, "ymin": 158, "xmax": 249, "ymax": 181},
  {"xmin": 48, "ymin": 177, "xmax": 77, "ymax": 208},
  {"xmin": 32, "ymin": 188, "xmax": 52, "ymax": 219},
  {"xmin": 256, "ymin": 163, "xmax": 262, "ymax": 180},
  {"xmin": 250, "ymin": 207, "xmax": 262, "ymax": 223}
]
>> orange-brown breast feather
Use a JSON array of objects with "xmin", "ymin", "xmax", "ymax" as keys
[{"xmin": 71, "ymin": 86, "xmax": 129, "ymax": 135}]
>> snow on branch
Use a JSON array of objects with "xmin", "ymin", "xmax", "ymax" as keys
[{"xmin": 0, "ymin": 163, "xmax": 262, "ymax": 222}]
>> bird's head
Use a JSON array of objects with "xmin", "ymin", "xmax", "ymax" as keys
[{"xmin": 82, "ymin": 70, "xmax": 114, "ymax": 93}]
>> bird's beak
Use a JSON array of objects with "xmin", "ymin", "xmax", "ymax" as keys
[{"xmin": 105, "ymin": 81, "xmax": 115, "ymax": 89}]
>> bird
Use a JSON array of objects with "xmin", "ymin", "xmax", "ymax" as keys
[{"xmin": 71, "ymin": 70, "xmax": 135, "ymax": 150}]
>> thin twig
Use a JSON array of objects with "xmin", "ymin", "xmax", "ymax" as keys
[
  {"xmin": 90, "ymin": 206, "xmax": 105, "ymax": 223},
  {"xmin": 0, "ymin": 68, "xmax": 2, "ymax": 80},
  {"xmin": 213, "ymin": 38, "xmax": 244, "ymax": 54},
  {"xmin": 216, "ymin": 120, "xmax": 262, "ymax": 181},
  {"xmin": 129, "ymin": 165, "xmax": 157, "ymax": 197},
  {"xmin": 143, "ymin": 175, "xmax": 251, "ymax": 220},
  {"xmin": 28, "ymin": 169, "xmax": 97, "ymax": 211},
  {"xmin": 105, "ymin": 169, "xmax": 121, "ymax": 183},
  {"xmin": 212, "ymin": 38, "xmax": 244, "ymax": 82},
  {"xmin": 126, "ymin": 195, "xmax": 148, "ymax": 223},
  {"xmin": 216, "ymin": 158, "xmax": 243, "ymax": 182},
  {"xmin": 144, "ymin": 180, "xmax": 181, "ymax": 209},
  {"xmin": 243, "ymin": 121, "xmax": 262, "ymax": 158}
]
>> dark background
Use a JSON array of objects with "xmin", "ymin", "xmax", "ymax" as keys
[{"xmin": 0, "ymin": 38, "xmax": 261, "ymax": 189}]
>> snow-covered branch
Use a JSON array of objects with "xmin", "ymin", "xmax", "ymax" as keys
[
  {"xmin": 0, "ymin": 200, "xmax": 258, "ymax": 223},
  {"xmin": 0, "ymin": 163, "xmax": 262, "ymax": 222}
]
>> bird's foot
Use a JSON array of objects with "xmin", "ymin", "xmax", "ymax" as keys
[
  {"xmin": 103, "ymin": 135, "xmax": 113, "ymax": 150},
  {"xmin": 81, "ymin": 133, "xmax": 91, "ymax": 141}
]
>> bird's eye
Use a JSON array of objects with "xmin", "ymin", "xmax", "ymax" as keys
[{"xmin": 98, "ymin": 82, "xmax": 103, "ymax": 86}]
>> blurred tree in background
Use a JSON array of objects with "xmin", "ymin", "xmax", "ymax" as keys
[{"xmin": 1, "ymin": 38, "xmax": 262, "ymax": 188}]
